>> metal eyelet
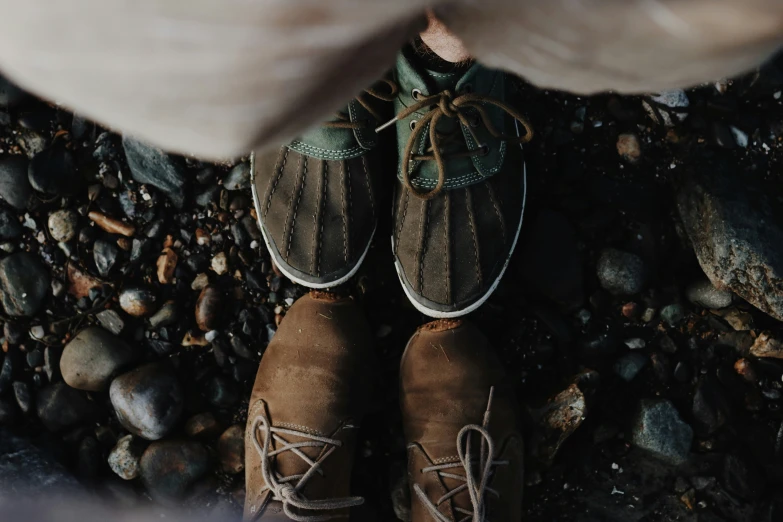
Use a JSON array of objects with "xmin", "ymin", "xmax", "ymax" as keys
[
  {"xmin": 409, "ymin": 120, "xmax": 417, "ymax": 130},
  {"xmin": 411, "ymin": 88, "xmax": 423, "ymax": 100},
  {"xmin": 479, "ymin": 144, "xmax": 490, "ymax": 156}
]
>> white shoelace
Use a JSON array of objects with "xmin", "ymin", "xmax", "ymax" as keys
[
  {"xmin": 413, "ymin": 388, "xmax": 508, "ymax": 522},
  {"xmin": 250, "ymin": 415, "xmax": 364, "ymax": 522}
]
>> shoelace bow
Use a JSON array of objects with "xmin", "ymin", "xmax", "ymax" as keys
[
  {"xmin": 376, "ymin": 90, "xmax": 534, "ymax": 200},
  {"xmin": 250, "ymin": 415, "xmax": 363, "ymax": 522},
  {"xmin": 324, "ymin": 78, "xmax": 399, "ymax": 130},
  {"xmin": 413, "ymin": 387, "xmax": 509, "ymax": 522}
]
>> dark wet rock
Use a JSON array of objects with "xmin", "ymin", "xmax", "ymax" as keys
[
  {"xmin": 217, "ymin": 425, "xmax": 244, "ymax": 474},
  {"xmin": 0, "ymin": 427, "xmax": 81, "ymax": 495},
  {"xmin": 596, "ymin": 248, "xmax": 646, "ymax": 295},
  {"xmin": 97, "ymin": 309, "xmax": 125, "ymax": 335},
  {"xmin": 44, "ymin": 347, "xmax": 60, "ymax": 382},
  {"xmin": 723, "ymin": 451, "xmax": 766, "ymax": 501},
  {"xmin": 48, "ymin": 209, "xmax": 78, "ymax": 243},
  {"xmin": 78, "ymin": 436, "xmax": 102, "ymax": 481},
  {"xmin": 677, "ymin": 163, "xmax": 783, "ymax": 321},
  {"xmin": 686, "ymin": 277, "xmax": 733, "ymax": 309},
  {"xmin": 631, "ymin": 399, "xmax": 693, "ymax": 465},
  {"xmin": 122, "ymin": 137, "xmax": 186, "ymax": 209},
  {"xmin": 36, "ymin": 382, "xmax": 93, "ymax": 432},
  {"xmin": 196, "ymin": 285, "xmax": 222, "ymax": 332},
  {"xmin": 3, "ymin": 321, "xmax": 25, "ymax": 345},
  {"xmin": 0, "ymin": 252, "xmax": 49, "ymax": 317},
  {"xmin": 223, "ymin": 162, "xmax": 251, "ymax": 190},
  {"xmin": 93, "ymin": 239, "xmax": 119, "ymax": 277},
  {"xmin": 140, "ymin": 440, "xmax": 210, "ymax": 501},
  {"xmin": 61, "ymin": 327, "xmax": 136, "ymax": 392},
  {"xmin": 692, "ymin": 377, "xmax": 731, "ymax": 434},
  {"xmin": 0, "ymin": 156, "xmax": 32, "ymax": 210},
  {"xmin": 205, "ymin": 375, "xmax": 239, "ymax": 408},
  {"xmin": 0, "ymin": 208, "xmax": 21, "ymax": 240},
  {"xmin": 25, "ymin": 348, "xmax": 43, "ymax": 369},
  {"xmin": 519, "ymin": 210, "xmax": 583, "ymax": 310},
  {"xmin": 184, "ymin": 412, "xmax": 222, "ymax": 440},
  {"xmin": 230, "ymin": 336, "xmax": 254, "ymax": 360},
  {"xmin": 0, "ymin": 353, "xmax": 15, "ymax": 394},
  {"xmin": 195, "ymin": 185, "xmax": 220, "ymax": 207},
  {"xmin": 109, "ymin": 364, "xmax": 184, "ymax": 441},
  {"xmin": 148, "ymin": 340, "xmax": 176, "ymax": 357},
  {"xmin": 119, "ymin": 287, "xmax": 158, "ymax": 317},
  {"xmin": 28, "ymin": 146, "xmax": 78, "ymax": 196},
  {"xmin": 108, "ymin": 434, "xmax": 143, "ymax": 480},
  {"xmin": 614, "ymin": 352, "xmax": 648, "ymax": 382},
  {"xmin": 148, "ymin": 301, "xmax": 178, "ymax": 329},
  {"xmin": 660, "ymin": 304, "xmax": 686, "ymax": 327},
  {"xmin": 529, "ymin": 384, "xmax": 586, "ymax": 467},
  {"xmin": 12, "ymin": 381, "xmax": 32, "ymax": 414}
]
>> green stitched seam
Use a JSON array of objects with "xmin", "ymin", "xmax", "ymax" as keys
[{"xmin": 289, "ymin": 140, "xmax": 366, "ymax": 160}]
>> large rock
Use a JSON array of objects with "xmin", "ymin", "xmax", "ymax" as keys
[
  {"xmin": 0, "ymin": 156, "xmax": 32, "ymax": 210},
  {"xmin": 36, "ymin": 382, "xmax": 93, "ymax": 432},
  {"xmin": 596, "ymin": 248, "xmax": 646, "ymax": 295},
  {"xmin": 109, "ymin": 364, "xmax": 183, "ymax": 441},
  {"xmin": 677, "ymin": 164, "xmax": 783, "ymax": 320},
  {"xmin": 0, "ymin": 252, "xmax": 50, "ymax": 317},
  {"xmin": 108, "ymin": 434, "xmax": 144, "ymax": 480},
  {"xmin": 686, "ymin": 277, "xmax": 733, "ymax": 309},
  {"xmin": 61, "ymin": 327, "xmax": 137, "ymax": 391},
  {"xmin": 140, "ymin": 441, "xmax": 210, "ymax": 500},
  {"xmin": 122, "ymin": 137, "xmax": 187, "ymax": 209},
  {"xmin": 631, "ymin": 399, "xmax": 693, "ymax": 465}
]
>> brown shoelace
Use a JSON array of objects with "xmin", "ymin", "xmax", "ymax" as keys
[
  {"xmin": 377, "ymin": 90, "xmax": 534, "ymax": 200},
  {"xmin": 250, "ymin": 415, "xmax": 363, "ymax": 521},
  {"xmin": 323, "ymin": 78, "xmax": 399, "ymax": 130},
  {"xmin": 413, "ymin": 387, "xmax": 508, "ymax": 522}
]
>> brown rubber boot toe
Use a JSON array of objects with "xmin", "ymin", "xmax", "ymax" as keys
[
  {"xmin": 401, "ymin": 319, "xmax": 524, "ymax": 521},
  {"xmin": 244, "ymin": 291, "xmax": 374, "ymax": 521}
]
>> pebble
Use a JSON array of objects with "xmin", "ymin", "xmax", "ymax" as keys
[
  {"xmin": 0, "ymin": 252, "xmax": 50, "ymax": 317},
  {"xmin": 60, "ymin": 327, "xmax": 137, "ymax": 391},
  {"xmin": 749, "ymin": 331, "xmax": 783, "ymax": 359},
  {"xmin": 205, "ymin": 374, "xmax": 239, "ymax": 408},
  {"xmin": 614, "ymin": 352, "xmax": 648, "ymax": 382},
  {"xmin": 659, "ymin": 335, "xmax": 678, "ymax": 354},
  {"xmin": 631, "ymin": 399, "xmax": 693, "ymax": 464},
  {"xmin": 97, "ymin": 309, "xmax": 125, "ymax": 335},
  {"xmin": 624, "ymin": 338, "xmax": 646, "ymax": 350},
  {"xmin": 36, "ymin": 382, "xmax": 93, "ymax": 432},
  {"xmin": 660, "ymin": 304, "xmax": 686, "ymax": 327},
  {"xmin": 148, "ymin": 301, "xmax": 178, "ymax": 329},
  {"xmin": 196, "ymin": 285, "xmax": 222, "ymax": 332},
  {"xmin": 156, "ymin": 248, "xmax": 178, "ymax": 284},
  {"xmin": 230, "ymin": 336, "xmax": 254, "ymax": 360},
  {"xmin": 0, "ymin": 208, "xmax": 21, "ymax": 240},
  {"xmin": 93, "ymin": 239, "xmax": 119, "ymax": 277},
  {"xmin": 0, "ymin": 353, "xmax": 14, "ymax": 394},
  {"xmin": 211, "ymin": 252, "xmax": 228, "ymax": 275},
  {"xmin": 530, "ymin": 384, "xmax": 586, "ymax": 467},
  {"xmin": 88, "ymin": 211, "xmax": 136, "ymax": 237},
  {"xmin": 0, "ymin": 156, "xmax": 32, "ymax": 209},
  {"xmin": 119, "ymin": 287, "xmax": 158, "ymax": 317},
  {"xmin": 12, "ymin": 381, "xmax": 32, "ymax": 413},
  {"xmin": 108, "ymin": 435, "xmax": 143, "ymax": 480},
  {"xmin": 616, "ymin": 134, "xmax": 641, "ymax": 163},
  {"xmin": 184, "ymin": 412, "xmax": 222, "ymax": 439},
  {"xmin": 596, "ymin": 248, "xmax": 646, "ymax": 295},
  {"xmin": 109, "ymin": 364, "xmax": 184, "ymax": 441},
  {"xmin": 140, "ymin": 441, "xmax": 210, "ymax": 500},
  {"xmin": 674, "ymin": 362, "xmax": 691, "ymax": 383},
  {"xmin": 223, "ymin": 163, "xmax": 251, "ymax": 190},
  {"xmin": 192, "ymin": 273, "xmax": 210, "ymax": 291},
  {"xmin": 692, "ymin": 378, "xmax": 731, "ymax": 434},
  {"xmin": 642, "ymin": 90, "xmax": 690, "ymax": 126},
  {"xmin": 28, "ymin": 146, "xmax": 78, "ymax": 196},
  {"xmin": 123, "ymin": 137, "xmax": 187, "ymax": 209},
  {"xmin": 217, "ymin": 425, "xmax": 245, "ymax": 474},
  {"xmin": 686, "ymin": 278, "xmax": 733, "ymax": 309},
  {"xmin": 47, "ymin": 209, "xmax": 78, "ymax": 242},
  {"xmin": 195, "ymin": 185, "xmax": 220, "ymax": 207},
  {"xmin": 641, "ymin": 307, "xmax": 657, "ymax": 323}
]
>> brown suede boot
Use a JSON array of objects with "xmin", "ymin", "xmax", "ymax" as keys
[
  {"xmin": 244, "ymin": 291, "xmax": 374, "ymax": 521},
  {"xmin": 400, "ymin": 320, "xmax": 524, "ymax": 521}
]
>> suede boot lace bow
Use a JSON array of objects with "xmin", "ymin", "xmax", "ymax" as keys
[
  {"xmin": 413, "ymin": 387, "xmax": 509, "ymax": 522},
  {"xmin": 376, "ymin": 90, "xmax": 534, "ymax": 200},
  {"xmin": 251, "ymin": 415, "xmax": 364, "ymax": 521}
]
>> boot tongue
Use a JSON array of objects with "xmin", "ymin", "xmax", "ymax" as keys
[{"xmin": 393, "ymin": 50, "xmax": 509, "ymax": 192}]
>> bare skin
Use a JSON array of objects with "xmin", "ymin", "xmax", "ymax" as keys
[{"xmin": 419, "ymin": 10, "xmax": 471, "ymax": 63}]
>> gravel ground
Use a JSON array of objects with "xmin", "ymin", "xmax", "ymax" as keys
[{"xmin": 4, "ymin": 50, "xmax": 783, "ymax": 521}]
